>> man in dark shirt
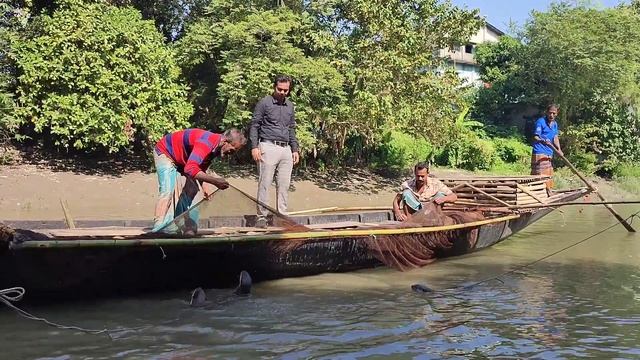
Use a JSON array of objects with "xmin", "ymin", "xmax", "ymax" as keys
[{"xmin": 249, "ymin": 75, "xmax": 300, "ymax": 222}]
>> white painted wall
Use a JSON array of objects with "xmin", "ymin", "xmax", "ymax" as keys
[{"xmin": 439, "ymin": 23, "xmax": 503, "ymax": 86}]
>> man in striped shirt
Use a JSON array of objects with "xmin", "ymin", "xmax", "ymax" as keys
[{"xmin": 152, "ymin": 128, "xmax": 246, "ymax": 235}]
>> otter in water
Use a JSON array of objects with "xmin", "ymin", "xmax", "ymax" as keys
[{"xmin": 189, "ymin": 270, "xmax": 253, "ymax": 307}]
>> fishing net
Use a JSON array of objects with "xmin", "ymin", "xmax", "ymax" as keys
[
  {"xmin": 158, "ymin": 184, "xmax": 309, "ymax": 235},
  {"xmin": 270, "ymin": 202, "xmax": 485, "ymax": 271},
  {"xmin": 363, "ymin": 204, "xmax": 485, "ymax": 271},
  {"xmin": 160, "ymin": 184, "xmax": 484, "ymax": 272}
]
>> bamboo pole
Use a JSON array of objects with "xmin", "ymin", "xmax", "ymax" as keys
[
  {"xmin": 289, "ymin": 206, "xmax": 392, "ymax": 215},
  {"xmin": 508, "ymin": 200, "xmax": 640, "ymax": 210},
  {"xmin": 463, "ymin": 182, "xmax": 513, "ymax": 207},
  {"xmin": 228, "ymin": 183, "xmax": 283, "ymax": 215},
  {"xmin": 550, "ymin": 146, "xmax": 636, "ymax": 232},
  {"xmin": 516, "ymin": 184, "xmax": 547, "ymax": 204},
  {"xmin": 60, "ymin": 199, "xmax": 75, "ymax": 229},
  {"xmin": 289, "ymin": 207, "xmax": 339, "ymax": 215},
  {"xmin": 12, "ymin": 214, "xmax": 521, "ymax": 249}
]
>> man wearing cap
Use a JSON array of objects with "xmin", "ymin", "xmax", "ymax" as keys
[
  {"xmin": 392, "ymin": 162, "xmax": 458, "ymax": 221},
  {"xmin": 249, "ymin": 75, "xmax": 300, "ymax": 225},
  {"xmin": 152, "ymin": 128, "xmax": 246, "ymax": 234}
]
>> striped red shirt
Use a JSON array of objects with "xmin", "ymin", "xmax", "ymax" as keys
[{"xmin": 155, "ymin": 129, "xmax": 223, "ymax": 178}]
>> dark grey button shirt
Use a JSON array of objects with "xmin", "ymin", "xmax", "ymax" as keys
[{"xmin": 249, "ymin": 95, "xmax": 299, "ymax": 152}]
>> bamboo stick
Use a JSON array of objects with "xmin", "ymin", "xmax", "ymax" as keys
[
  {"xmin": 500, "ymin": 200, "xmax": 640, "ymax": 210},
  {"xmin": 550, "ymin": 146, "xmax": 636, "ymax": 232},
  {"xmin": 442, "ymin": 181, "xmax": 519, "ymax": 187},
  {"xmin": 463, "ymin": 183, "xmax": 512, "ymax": 207},
  {"xmin": 443, "ymin": 205, "xmax": 515, "ymax": 213},
  {"xmin": 448, "ymin": 186, "xmax": 518, "ymax": 193},
  {"xmin": 289, "ymin": 207, "xmax": 339, "ymax": 215},
  {"xmin": 457, "ymin": 193, "xmax": 517, "ymax": 199},
  {"xmin": 12, "ymin": 214, "xmax": 521, "ymax": 249},
  {"xmin": 440, "ymin": 176, "xmax": 546, "ymax": 181},
  {"xmin": 454, "ymin": 200, "xmax": 514, "ymax": 206},
  {"xmin": 60, "ymin": 199, "xmax": 75, "ymax": 229},
  {"xmin": 455, "ymin": 188, "xmax": 518, "ymax": 194},
  {"xmin": 289, "ymin": 206, "xmax": 392, "ymax": 215}
]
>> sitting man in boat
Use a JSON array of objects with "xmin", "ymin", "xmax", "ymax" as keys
[
  {"xmin": 153, "ymin": 128, "xmax": 247, "ymax": 235},
  {"xmin": 392, "ymin": 162, "xmax": 458, "ymax": 221}
]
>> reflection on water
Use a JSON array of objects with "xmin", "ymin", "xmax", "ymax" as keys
[{"xmin": 1, "ymin": 206, "xmax": 639, "ymax": 358}]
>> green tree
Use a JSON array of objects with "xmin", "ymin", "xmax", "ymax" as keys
[
  {"xmin": 322, "ymin": 0, "xmax": 482, "ymax": 150},
  {"xmin": 520, "ymin": 3, "xmax": 640, "ymax": 118},
  {"xmin": 177, "ymin": 0, "xmax": 481, "ymax": 161},
  {"xmin": 108, "ymin": 0, "xmax": 209, "ymax": 41},
  {"xmin": 473, "ymin": 2, "xmax": 640, "ymax": 170},
  {"xmin": 0, "ymin": 2, "xmax": 28, "ymax": 140},
  {"xmin": 11, "ymin": 0, "xmax": 193, "ymax": 152},
  {"xmin": 473, "ymin": 36, "xmax": 526, "ymax": 122},
  {"xmin": 176, "ymin": 0, "xmax": 346, "ymax": 156}
]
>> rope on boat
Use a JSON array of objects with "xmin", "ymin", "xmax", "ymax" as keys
[
  {"xmin": 0, "ymin": 287, "xmax": 148, "ymax": 337},
  {"xmin": 450, "ymin": 208, "xmax": 640, "ymax": 291}
]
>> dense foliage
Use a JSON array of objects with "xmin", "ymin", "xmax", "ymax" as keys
[
  {"xmin": 4, "ymin": 0, "xmax": 639, "ymax": 177},
  {"xmin": 10, "ymin": 0, "xmax": 193, "ymax": 152},
  {"xmin": 0, "ymin": 3, "xmax": 20, "ymax": 136},
  {"xmin": 177, "ymin": 0, "xmax": 481, "ymax": 160},
  {"xmin": 474, "ymin": 1, "xmax": 640, "ymax": 173}
]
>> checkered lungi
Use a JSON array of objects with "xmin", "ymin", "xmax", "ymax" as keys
[{"xmin": 531, "ymin": 154, "xmax": 554, "ymax": 189}]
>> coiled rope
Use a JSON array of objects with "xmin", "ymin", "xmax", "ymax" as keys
[{"xmin": 0, "ymin": 287, "xmax": 149, "ymax": 337}]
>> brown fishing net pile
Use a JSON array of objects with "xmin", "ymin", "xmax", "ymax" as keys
[
  {"xmin": 364, "ymin": 204, "xmax": 485, "ymax": 271},
  {"xmin": 270, "ymin": 202, "xmax": 485, "ymax": 271}
]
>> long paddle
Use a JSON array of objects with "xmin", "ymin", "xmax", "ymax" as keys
[{"xmin": 550, "ymin": 144, "xmax": 636, "ymax": 232}]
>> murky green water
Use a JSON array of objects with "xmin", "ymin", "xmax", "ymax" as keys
[{"xmin": 2, "ymin": 206, "xmax": 640, "ymax": 359}]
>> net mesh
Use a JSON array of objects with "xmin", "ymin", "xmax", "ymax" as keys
[
  {"xmin": 366, "ymin": 204, "xmax": 484, "ymax": 270},
  {"xmin": 270, "ymin": 202, "xmax": 485, "ymax": 271},
  {"xmin": 164, "ymin": 186, "xmax": 485, "ymax": 271}
]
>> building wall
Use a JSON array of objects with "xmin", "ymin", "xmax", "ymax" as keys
[{"xmin": 439, "ymin": 23, "xmax": 503, "ymax": 85}]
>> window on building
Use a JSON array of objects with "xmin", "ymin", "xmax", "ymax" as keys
[{"xmin": 465, "ymin": 44, "xmax": 474, "ymax": 54}]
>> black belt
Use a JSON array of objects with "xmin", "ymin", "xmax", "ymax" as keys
[{"xmin": 261, "ymin": 139, "xmax": 289, "ymax": 147}]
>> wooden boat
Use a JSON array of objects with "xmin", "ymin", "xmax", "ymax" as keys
[{"xmin": 0, "ymin": 175, "xmax": 590, "ymax": 302}]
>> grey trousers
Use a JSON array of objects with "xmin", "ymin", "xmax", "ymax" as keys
[{"xmin": 257, "ymin": 141, "xmax": 293, "ymax": 217}]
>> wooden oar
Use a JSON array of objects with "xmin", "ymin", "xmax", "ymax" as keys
[
  {"xmin": 550, "ymin": 145, "xmax": 636, "ymax": 232},
  {"xmin": 227, "ymin": 183, "xmax": 282, "ymax": 215}
]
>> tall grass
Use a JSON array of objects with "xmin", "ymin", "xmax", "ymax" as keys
[{"xmin": 611, "ymin": 163, "xmax": 640, "ymax": 195}]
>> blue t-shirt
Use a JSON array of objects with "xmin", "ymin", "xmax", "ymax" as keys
[{"xmin": 532, "ymin": 117, "xmax": 558, "ymax": 156}]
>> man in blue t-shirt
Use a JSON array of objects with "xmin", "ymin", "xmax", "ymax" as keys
[{"xmin": 531, "ymin": 104, "xmax": 563, "ymax": 190}]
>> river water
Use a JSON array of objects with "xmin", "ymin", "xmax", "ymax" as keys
[{"xmin": 2, "ymin": 205, "xmax": 640, "ymax": 359}]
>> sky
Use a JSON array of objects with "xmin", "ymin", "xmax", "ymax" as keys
[{"xmin": 450, "ymin": 0, "xmax": 630, "ymax": 33}]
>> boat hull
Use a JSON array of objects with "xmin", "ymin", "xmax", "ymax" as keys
[{"xmin": 0, "ymin": 190, "xmax": 586, "ymax": 301}]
